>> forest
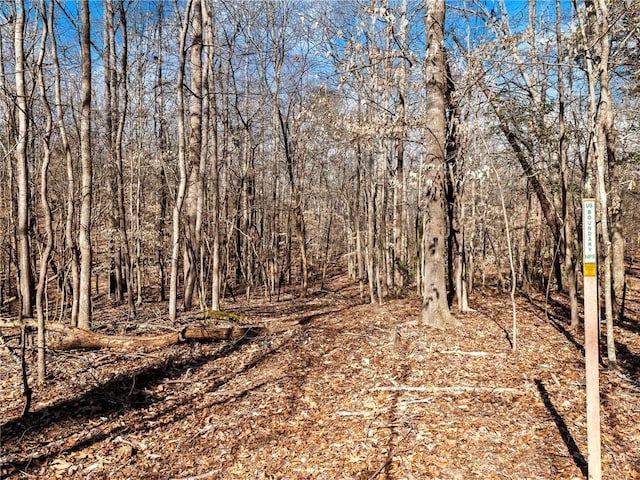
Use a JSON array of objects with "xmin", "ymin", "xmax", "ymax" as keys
[{"xmin": 1, "ymin": 0, "xmax": 639, "ymax": 478}]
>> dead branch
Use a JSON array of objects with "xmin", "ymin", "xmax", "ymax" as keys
[
  {"xmin": 0, "ymin": 319, "xmax": 268, "ymax": 351},
  {"xmin": 2, "ymin": 295, "xmax": 17, "ymax": 305}
]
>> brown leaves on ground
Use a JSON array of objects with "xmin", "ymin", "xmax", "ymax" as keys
[{"xmin": 1, "ymin": 275, "xmax": 639, "ymax": 479}]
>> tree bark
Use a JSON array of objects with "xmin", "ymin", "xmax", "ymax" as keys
[
  {"xmin": 48, "ymin": 0, "xmax": 80, "ymax": 326},
  {"xmin": 444, "ymin": 57, "xmax": 471, "ymax": 312},
  {"xmin": 14, "ymin": 0, "xmax": 33, "ymax": 318},
  {"xmin": 169, "ymin": 0, "xmax": 194, "ymax": 322},
  {"xmin": 183, "ymin": 0, "xmax": 204, "ymax": 310},
  {"xmin": 556, "ymin": 0, "xmax": 579, "ymax": 328},
  {"xmin": 78, "ymin": 0, "xmax": 93, "ymax": 330},
  {"xmin": 583, "ymin": 0, "xmax": 618, "ymax": 368},
  {"xmin": 421, "ymin": 0, "xmax": 453, "ymax": 328},
  {"xmin": 204, "ymin": 0, "xmax": 221, "ymax": 311},
  {"xmin": 35, "ymin": 0, "xmax": 54, "ymax": 384},
  {"xmin": 154, "ymin": 0, "xmax": 168, "ymax": 303},
  {"xmin": 104, "ymin": 0, "xmax": 135, "ymax": 316}
]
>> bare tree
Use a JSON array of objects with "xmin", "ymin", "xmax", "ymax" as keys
[
  {"xmin": 267, "ymin": 1, "xmax": 309, "ymax": 298},
  {"xmin": 583, "ymin": 0, "xmax": 619, "ymax": 368},
  {"xmin": 104, "ymin": 0, "xmax": 135, "ymax": 317},
  {"xmin": 77, "ymin": 0, "xmax": 93, "ymax": 329},
  {"xmin": 35, "ymin": 0, "xmax": 54, "ymax": 383},
  {"xmin": 154, "ymin": 0, "xmax": 169, "ymax": 303},
  {"xmin": 13, "ymin": 0, "xmax": 33, "ymax": 318},
  {"xmin": 204, "ymin": 0, "xmax": 221, "ymax": 310},
  {"xmin": 556, "ymin": 0, "xmax": 579, "ymax": 328},
  {"xmin": 183, "ymin": 0, "xmax": 204, "ymax": 310},
  {"xmin": 169, "ymin": 0, "xmax": 193, "ymax": 322},
  {"xmin": 48, "ymin": 0, "xmax": 80, "ymax": 326},
  {"xmin": 421, "ymin": 0, "xmax": 453, "ymax": 327}
]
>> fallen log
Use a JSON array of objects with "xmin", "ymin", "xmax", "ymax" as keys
[
  {"xmin": 52, "ymin": 325, "xmax": 266, "ymax": 350},
  {"xmin": 0, "ymin": 319, "xmax": 268, "ymax": 351}
]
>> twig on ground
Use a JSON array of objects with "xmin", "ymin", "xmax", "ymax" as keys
[
  {"xmin": 170, "ymin": 470, "xmax": 217, "ymax": 480},
  {"xmin": 366, "ymin": 432, "xmax": 412, "ymax": 480},
  {"xmin": 372, "ymin": 385, "xmax": 530, "ymax": 395},
  {"xmin": 438, "ymin": 349, "xmax": 490, "ymax": 356}
]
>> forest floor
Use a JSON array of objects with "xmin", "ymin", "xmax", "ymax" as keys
[{"xmin": 1, "ymin": 270, "xmax": 640, "ymax": 480}]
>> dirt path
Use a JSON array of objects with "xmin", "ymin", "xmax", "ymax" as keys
[{"xmin": 1, "ymin": 276, "xmax": 639, "ymax": 479}]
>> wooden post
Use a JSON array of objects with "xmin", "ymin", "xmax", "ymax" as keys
[{"xmin": 582, "ymin": 198, "xmax": 601, "ymax": 480}]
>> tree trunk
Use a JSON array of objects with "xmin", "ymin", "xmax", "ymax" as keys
[
  {"xmin": 393, "ymin": 0, "xmax": 409, "ymax": 290},
  {"xmin": 556, "ymin": 0, "xmax": 579, "ymax": 328},
  {"xmin": 421, "ymin": 0, "xmax": 453, "ymax": 328},
  {"xmin": 78, "ymin": 0, "xmax": 93, "ymax": 330},
  {"xmin": 154, "ymin": 0, "xmax": 168, "ymax": 303},
  {"xmin": 35, "ymin": 0, "xmax": 54, "ymax": 384},
  {"xmin": 444, "ymin": 57, "xmax": 471, "ymax": 312},
  {"xmin": 204, "ymin": 0, "xmax": 221, "ymax": 311},
  {"xmin": 366, "ymin": 146, "xmax": 377, "ymax": 305},
  {"xmin": 48, "ymin": 0, "xmax": 80, "ymax": 326},
  {"xmin": 183, "ymin": 0, "xmax": 204, "ymax": 311},
  {"xmin": 612, "ymin": 227, "xmax": 625, "ymax": 314},
  {"xmin": 584, "ymin": 0, "xmax": 618, "ymax": 368},
  {"xmin": 14, "ymin": 0, "xmax": 33, "ymax": 318},
  {"xmin": 169, "ymin": 0, "xmax": 194, "ymax": 322},
  {"xmin": 116, "ymin": 0, "xmax": 136, "ymax": 316}
]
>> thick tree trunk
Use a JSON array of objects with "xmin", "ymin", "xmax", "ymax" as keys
[
  {"xmin": 421, "ymin": 0, "xmax": 453, "ymax": 328},
  {"xmin": 183, "ymin": 0, "xmax": 204, "ymax": 310}
]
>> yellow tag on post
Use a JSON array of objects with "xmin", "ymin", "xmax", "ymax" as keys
[{"xmin": 584, "ymin": 263, "xmax": 597, "ymax": 277}]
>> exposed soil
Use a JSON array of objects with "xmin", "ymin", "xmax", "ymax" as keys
[{"xmin": 1, "ymin": 273, "xmax": 639, "ymax": 480}]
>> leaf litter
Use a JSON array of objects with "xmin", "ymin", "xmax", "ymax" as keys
[{"xmin": 1, "ymin": 274, "xmax": 639, "ymax": 479}]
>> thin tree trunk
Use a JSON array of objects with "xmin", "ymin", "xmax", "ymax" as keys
[
  {"xmin": 444, "ymin": 57, "xmax": 471, "ymax": 312},
  {"xmin": 556, "ymin": 0, "xmax": 579, "ymax": 328},
  {"xmin": 104, "ymin": 0, "xmax": 134, "ymax": 316},
  {"xmin": 35, "ymin": 0, "xmax": 54, "ymax": 384},
  {"xmin": 48, "ymin": 0, "xmax": 80, "ymax": 326},
  {"xmin": 77, "ymin": 0, "xmax": 93, "ymax": 330},
  {"xmin": 169, "ymin": 0, "xmax": 194, "ymax": 322},
  {"xmin": 105, "ymin": 0, "xmax": 121, "ymax": 303},
  {"xmin": 204, "ymin": 0, "xmax": 221, "ymax": 311},
  {"xmin": 355, "ymin": 144, "xmax": 365, "ymax": 298},
  {"xmin": 393, "ymin": 0, "xmax": 409, "ymax": 290},
  {"xmin": 14, "ymin": 0, "xmax": 33, "ymax": 318},
  {"xmin": 366, "ymin": 147, "xmax": 377, "ymax": 304},
  {"xmin": 154, "ymin": 0, "xmax": 168, "ymax": 303},
  {"xmin": 115, "ymin": 0, "xmax": 136, "ymax": 317},
  {"xmin": 583, "ymin": 0, "xmax": 617, "ymax": 368}
]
